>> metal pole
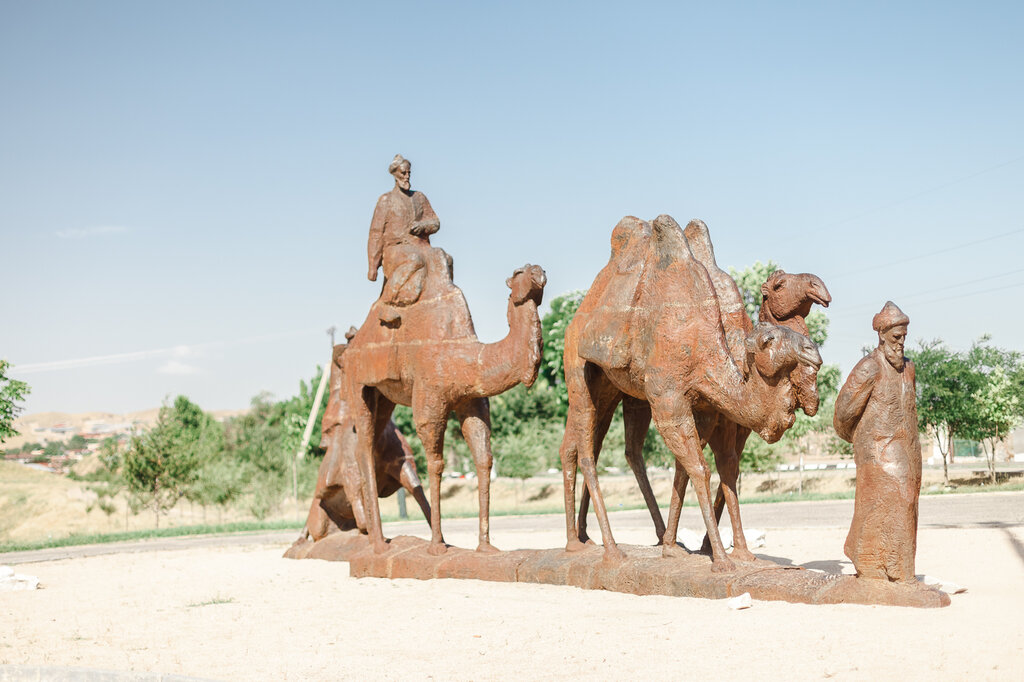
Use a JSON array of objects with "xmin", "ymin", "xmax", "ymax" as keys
[{"xmin": 293, "ymin": 348, "xmax": 333, "ymax": 518}]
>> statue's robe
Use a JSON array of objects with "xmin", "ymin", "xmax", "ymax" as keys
[
  {"xmin": 834, "ymin": 348, "xmax": 922, "ymax": 582},
  {"xmin": 367, "ymin": 187, "xmax": 440, "ymax": 307}
]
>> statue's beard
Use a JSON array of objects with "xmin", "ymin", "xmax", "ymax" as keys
[
  {"xmin": 882, "ymin": 343, "xmax": 905, "ymax": 370},
  {"xmin": 397, "ymin": 178, "xmax": 411, "ymax": 191}
]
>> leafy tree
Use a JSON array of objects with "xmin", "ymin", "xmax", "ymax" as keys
[
  {"xmin": 909, "ymin": 340, "xmax": 983, "ymax": 486},
  {"xmin": 0, "ymin": 359, "xmax": 30, "ymax": 447},
  {"xmin": 123, "ymin": 395, "xmax": 219, "ymax": 527},
  {"xmin": 494, "ymin": 431, "xmax": 547, "ymax": 503},
  {"xmin": 68, "ymin": 434, "xmax": 88, "ymax": 450},
  {"xmin": 965, "ymin": 342, "xmax": 1022, "ymax": 484},
  {"xmin": 42, "ymin": 440, "xmax": 65, "ymax": 460},
  {"xmin": 730, "ymin": 260, "xmax": 779, "ymax": 322}
]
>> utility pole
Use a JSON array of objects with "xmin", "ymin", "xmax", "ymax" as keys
[{"xmin": 291, "ymin": 327, "xmax": 336, "ymax": 520}]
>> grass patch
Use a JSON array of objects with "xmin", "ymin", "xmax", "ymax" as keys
[
  {"xmin": 187, "ymin": 595, "xmax": 236, "ymax": 608},
  {"xmin": 0, "ymin": 519, "xmax": 304, "ymax": 554}
]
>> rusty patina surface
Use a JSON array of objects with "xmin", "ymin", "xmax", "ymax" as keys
[{"xmin": 835, "ymin": 301, "xmax": 922, "ymax": 583}]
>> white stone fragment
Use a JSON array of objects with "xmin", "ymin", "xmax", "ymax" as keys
[
  {"xmin": 677, "ymin": 529, "xmax": 704, "ymax": 552},
  {"xmin": 727, "ymin": 592, "xmax": 752, "ymax": 610},
  {"xmin": 0, "ymin": 566, "xmax": 40, "ymax": 591},
  {"xmin": 743, "ymin": 528, "xmax": 767, "ymax": 549},
  {"xmin": 921, "ymin": 575, "xmax": 967, "ymax": 594}
]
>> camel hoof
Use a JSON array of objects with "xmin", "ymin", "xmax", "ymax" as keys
[
  {"xmin": 565, "ymin": 539, "xmax": 590, "ymax": 553},
  {"xmin": 427, "ymin": 542, "xmax": 448, "ymax": 556},
  {"xmin": 602, "ymin": 546, "xmax": 628, "ymax": 566},
  {"xmin": 662, "ymin": 543, "xmax": 686, "ymax": 558},
  {"xmin": 731, "ymin": 548, "xmax": 757, "ymax": 563},
  {"xmin": 476, "ymin": 542, "xmax": 500, "ymax": 554},
  {"xmin": 711, "ymin": 557, "xmax": 737, "ymax": 573}
]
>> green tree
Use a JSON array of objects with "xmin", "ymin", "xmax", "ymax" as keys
[
  {"xmin": 68, "ymin": 434, "xmax": 88, "ymax": 450},
  {"xmin": 123, "ymin": 396, "xmax": 218, "ymax": 527},
  {"xmin": 42, "ymin": 440, "xmax": 66, "ymax": 460},
  {"xmin": 965, "ymin": 342, "xmax": 1022, "ymax": 484},
  {"xmin": 494, "ymin": 431, "xmax": 546, "ymax": 503},
  {"xmin": 0, "ymin": 359, "xmax": 31, "ymax": 447},
  {"xmin": 908, "ymin": 340, "xmax": 984, "ymax": 486}
]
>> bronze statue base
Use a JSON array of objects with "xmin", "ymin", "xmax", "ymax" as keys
[{"xmin": 285, "ymin": 532, "xmax": 950, "ymax": 609}]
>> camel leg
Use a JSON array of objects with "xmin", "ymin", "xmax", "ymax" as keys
[
  {"xmin": 458, "ymin": 398, "xmax": 499, "ymax": 553},
  {"xmin": 576, "ymin": 365, "xmax": 626, "ymax": 564},
  {"xmin": 397, "ymin": 459, "xmax": 432, "ymax": 522},
  {"xmin": 577, "ymin": 398, "xmax": 618, "ymax": 545},
  {"xmin": 413, "ymin": 393, "xmax": 449, "ymax": 555},
  {"xmin": 702, "ymin": 424, "xmax": 756, "ymax": 561},
  {"xmin": 354, "ymin": 387, "xmax": 388, "ymax": 553},
  {"xmin": 662, "ymin": 465, "xmax": 689, "ymax": 557},
  {"xmin": 305, "ymin": 444, "xmax": 332, "ymax": 542},
  {"xmin": 622, "ymin": 396, "xmax": 665, "ymax": 543},
  {"xmin": 559, "ymin": 408, "xmax": 586, "ymax": 552},
  {"xmin": 652, "ymin": 404, "xmax": 735, "ymax": 572}
]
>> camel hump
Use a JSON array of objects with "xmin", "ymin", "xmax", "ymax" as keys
[
  {"xmin": 682, "ymin": 219, "xmax": 714, "ymax": 267},
  {"xmin": 609, "ymin": 216, "xmax": 651, "ymax": 273},
  {"xmin": 577, "ymin": 216, "xmax": 655, "ymax": 370},
  {"xmin": 650, "ymin": 214, "xmax": 695, "ymax": 268},
  {"xmin": 683, "ymin": 218, "xmax": 751, "ymax": 362}
]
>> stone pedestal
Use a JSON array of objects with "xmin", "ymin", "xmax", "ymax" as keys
[{"xmin": 285, "ymin": 532, "xmax": 950, "ymax": 608}]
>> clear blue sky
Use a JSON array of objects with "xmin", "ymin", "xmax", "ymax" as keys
[{"xmin": 3, "ymin": 1, "xmax": 1022, "ymax": 414}]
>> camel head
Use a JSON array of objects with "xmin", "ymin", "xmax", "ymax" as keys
[
  {"xmin": 760, "ymin": 270, "xmax": 831, "ymax": 325},
  {"xmin": 744, "ymin": 324, "xmax": 823, "ymax": 443},
  {"xmin": 507, "ymin": 264, "xmax": 547, "ymax": 307}
]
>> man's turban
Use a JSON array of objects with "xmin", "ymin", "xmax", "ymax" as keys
[
  {"xmin": 388, "ymin": 154, "xmax": 409, "ymax": 174},
  {"xmin": 872, "ymin": 301, "xmax": 909, "ymax": 332}
]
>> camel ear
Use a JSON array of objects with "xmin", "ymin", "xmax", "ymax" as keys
[
  {"xmin": 758, "ymin": 328, "xmax": 776, "ymax": 350},
  {"xmin": 506, "ymin": 276, "xmax": 513, "ymax": 289}
]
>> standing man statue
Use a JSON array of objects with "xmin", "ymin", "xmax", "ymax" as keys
[
  {"xmin": 367, "ymin": 154, "xmax": 441, "ymax": 324},
  {"xmin": 834, "ymin": 301, "xmax": 922, "ymax": 582}
]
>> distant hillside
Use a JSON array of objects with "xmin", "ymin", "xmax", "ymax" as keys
[{"xmin": 4, "ymin": 408, "xmax": 247, "ymax": 450}]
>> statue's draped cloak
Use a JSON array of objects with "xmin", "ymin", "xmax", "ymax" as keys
[{"xmin": 834, "ymin": 348, "xmax": 922, "ymax": 581}]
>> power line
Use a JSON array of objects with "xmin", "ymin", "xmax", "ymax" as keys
[
  {"xmin": 830, "ymin": 226, "xmax": 1024, "ymax": 279},
  {"xmin": 832, "ymin": 266, "xmax": 1024, "ymax": 317},
  {"xmin": 817, "ymin": 153, "xmax": 1024, "ymax": 233}
]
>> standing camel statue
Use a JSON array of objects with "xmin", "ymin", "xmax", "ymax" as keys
[
  {"xmin": 299, "ymin": 332, "xmax": 431, "ymax": 543},
  {"xmin": 574, "ymin": 226, "xmax": 831, "ymax": 559},
  {"xmin": 345, "ymin": 251, "xmax": 547, "ymax": 556},
  {"xmin": 560, "ymin": 214, "xmax": 821, "ymax": 571}
]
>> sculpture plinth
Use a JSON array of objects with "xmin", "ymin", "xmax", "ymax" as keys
[{"xmin": 285, "ymin": 534, "xmax": 950, "ymax": 608}]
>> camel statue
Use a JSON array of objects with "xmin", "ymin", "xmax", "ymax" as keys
[
  {"xmin": 559, "ymin": 214, "xmax": 821, "ymax": 571},
  {"xmin": 344, "ymin": 246, "xmax": 547, "ymax": 555},
  {"xmin": 298, "ymin": 333, "xmax": 431, "ymax": 543},
  {"xmin": 574, "ymin": 232, "xmax": 831, "ymax": 560}
]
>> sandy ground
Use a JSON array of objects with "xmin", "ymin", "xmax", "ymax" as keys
[{"xmin": 2, "ymin": 506, "xmax": 1023, "ymax": 681}]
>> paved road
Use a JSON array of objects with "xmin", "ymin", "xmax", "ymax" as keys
[{"xmin": 3, "ymin": 491, "xmax": 1021, "ymax": 566}]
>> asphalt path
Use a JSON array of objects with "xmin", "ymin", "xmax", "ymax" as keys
[{"xmin": 2, "ymin": 491, "xmax": 1021, "ymax": 566}]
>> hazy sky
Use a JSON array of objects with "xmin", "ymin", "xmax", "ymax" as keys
[{"xmin": 3, "ymin": 1, "xmax": 1022, "ymax": 415}]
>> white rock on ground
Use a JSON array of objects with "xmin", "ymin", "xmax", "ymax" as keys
[
  {"xmin": 0, "ymin": 565, "xmax": 40, "ymax": 591},
  {"xmin": 921, "ymin": 574, "xmax": 967, "ymax": 594},
  {"xmin": 727, "ymin": 592, "xmax": 753, "ymax": 610}
]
